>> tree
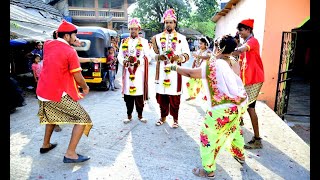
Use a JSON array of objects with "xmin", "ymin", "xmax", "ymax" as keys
[
  {"xmin": 131, "ymin": 0, "xmax": 191, "ymax": 32},
  {"xmin": 180, "ymin": 0, "xmax": 219, "ymax": 38},
  {"xmin": 193, "ymin": 0, "xmax": 219, "ymax": 21}
]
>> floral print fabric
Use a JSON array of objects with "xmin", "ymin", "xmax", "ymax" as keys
[{"xmin": 200, "ymin": 105, "xmax": 246, "ymax": 172}]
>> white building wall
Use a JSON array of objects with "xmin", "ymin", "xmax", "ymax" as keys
[{"xmin": 215, "ymin": 0, "xmax": 266, "ymax": 55}]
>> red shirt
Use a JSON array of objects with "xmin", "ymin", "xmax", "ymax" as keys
[
  {"xmin": 239, "ymin": 36, "xmax": 264, "ymax": 85},
  {"xmin": 36, "ymin": 39, "xmax": 83, "ymax": 102}
]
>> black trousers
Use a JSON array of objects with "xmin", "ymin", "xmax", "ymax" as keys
[{"xmin": 124, "ymin": 95, "xmax": 144, "ymax": 119}]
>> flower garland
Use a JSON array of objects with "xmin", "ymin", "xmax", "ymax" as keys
[
  {"xmin": 128, "ymin": 65, "xmax": 137, "ymax": 94},
  {"xmin": 122, "ymin": 37, "xmax": 143, "ymax": 94},
  {"xmin": 160, "ymin": 31, "xmax": 177, "ymax": 88}
]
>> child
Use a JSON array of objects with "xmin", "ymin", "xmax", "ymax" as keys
[
  {"xmin": 186, "ymin": 37, "xmax": 212, "ymax": 101},
  {"xmin": 31, "ymin": 53, "xmax": 43, "ymax": 87},
  {"xmin": 107, "ymin": 47, "xmax": 117, "ymax": 91}
]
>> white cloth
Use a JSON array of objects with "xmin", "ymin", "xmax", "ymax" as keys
[
  {"xmin": 153, "ymin": 31, "xmax": 190, "ymax": 95},
  {"xmin": 117, "ymin": 37, "xmax": 151, "ymax": 96},
  {"xmin": 201, "ymin": 59, "xmax": 248, "ymax": 111}
]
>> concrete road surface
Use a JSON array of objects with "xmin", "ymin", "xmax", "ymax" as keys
[{"xmin": 10, "ymin": 58, "xmax": 310, "ymax": 179}]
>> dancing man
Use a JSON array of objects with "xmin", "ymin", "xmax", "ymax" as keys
[
  {"xmin": 36, "ymin": 20, "xmax": 92, "ymax": 163},
  {"xmin": 232, "ymin": 18, "xmax": 265, "ymax": 149}
]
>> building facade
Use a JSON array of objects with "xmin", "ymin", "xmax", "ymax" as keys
[
  {"xmin": 212, "ymin": 0, "xmax": 310, "ymax": 110},
  {"xmin": 49, "ymin": 0, "xmax": 135, "ymax": 30}
]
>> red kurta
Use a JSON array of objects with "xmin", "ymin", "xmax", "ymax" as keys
[
  {"xmin": 239, "ymin": 36, "xmax": 264, "ymax": 85},
  {"xmin": 36, "ymin": 39, "xmax": 83, "ymax": 102}
]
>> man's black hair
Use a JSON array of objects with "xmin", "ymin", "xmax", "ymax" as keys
[
  {"xmin": 52, "ymin": 30, "xmax": 57, "ymax": 39},
  {"xmin": 57, "ymin": 29, "xmax": 78, "ymax": 38},
  {"xmin": 237, "ymin": 23, "xmax": 253, "ymax": 33}
]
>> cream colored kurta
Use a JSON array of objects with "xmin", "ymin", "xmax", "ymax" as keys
[
  {"xmin": 153, "ymin": 31, "xmax": 190, "ymax": 95},
  {"xmin": 118, "ymin": 37, "xmax": 151, "ymax": 96}
]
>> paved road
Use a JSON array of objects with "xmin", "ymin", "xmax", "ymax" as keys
[{"xmin": 10, "ymin": 58, "xmax": 310, "ymax": 179}]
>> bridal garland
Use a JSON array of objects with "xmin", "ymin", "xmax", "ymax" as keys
[
  {"xmin": 160, "ymin": 31, "xmax": 177, "ymax": 88},
  {"xmin": 122, "ymin": 37, "xmax": 143, "ymax": 94}
]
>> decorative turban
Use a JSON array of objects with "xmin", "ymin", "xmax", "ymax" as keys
[
  {"xmin": 128, "ymin": 18, "xmax": 141, "ymax": 29},
  {"xmin": 239, "ymin": 18, "xmax": 254, "ymax": 29},
  {"xmin": 162, "ymin": 8, "xmax": 177, "ymax": 22},
  {"xmin": 57, "ymin": 20, "xmax": 77, "ymax": 33}
]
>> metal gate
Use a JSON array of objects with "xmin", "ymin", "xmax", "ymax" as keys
[{"xmin": 274, "ymin": 32, "xmax": 297, "ymax": 119}]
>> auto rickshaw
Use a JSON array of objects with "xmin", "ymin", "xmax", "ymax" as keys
[{"xmin": 74, "ymin": 26, "xmax": 112, "ymax": 90}]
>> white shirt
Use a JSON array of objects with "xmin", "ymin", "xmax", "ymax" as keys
[
  {"xmin": 117, "ymin": 37, "xmax": 151, "ymax": 95},
  {"xmin": 153, "ymin": 31, "xmax": 190, "ymax": 95}
]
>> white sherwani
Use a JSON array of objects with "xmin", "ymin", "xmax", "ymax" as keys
[
  {"xmin": 118, "ymin": 37, "xmax": 151, "ymax": 96},
  {"xmin": 153, "ymin": 31, "xmax": 190, "ymax": 95}
]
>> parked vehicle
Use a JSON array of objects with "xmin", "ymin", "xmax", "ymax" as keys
[
  {"xmin": 74, "ymin": 26, "xmax": 112, "ymax": 90},
  {"xmin": 120, "ymin": 33, "xmax": 130, "ymax": 43}
]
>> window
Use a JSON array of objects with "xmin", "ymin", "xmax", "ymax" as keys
[
  {"xmin": 98, "ymin": 0, "xmax": 109, "ymax": 8},
  {"xmin": 68, "ymin": 0, "xmax": 94, "ymax": 8},
  {"xmin": 98, "ymin": 0, "xmax": 124, "ymax": 9}
]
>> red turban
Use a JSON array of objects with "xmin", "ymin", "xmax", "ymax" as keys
[{"xmin": 240, "ymin": 18, "xmax": 254, "ymax": 29}]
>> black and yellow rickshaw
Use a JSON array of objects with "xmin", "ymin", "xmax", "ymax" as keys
[{"xmin": 74, "ymin": 26, "xmax": 112, "ymax": 90}]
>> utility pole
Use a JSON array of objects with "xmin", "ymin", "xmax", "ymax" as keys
[{"xmin": 108, "ymin": 0, "xmax": 112, "ymax": 29}]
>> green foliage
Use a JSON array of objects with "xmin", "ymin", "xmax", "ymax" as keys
[
  {"xmin": 131, "ymin": 0, "xmax": 219, "ymax": 37},
  {"xmin": 188, "ymin": 20, "xmax": 216, "ymax": 39},
  {"xmin": 193, "ymin": 0, "xmax": 219, "ymax": 21},
  {"xmin": 131, "ymin": 0, "xmax": 191, "ymax": 32},
  {"xmin": 188, "ymin": 0, "xmax": 219, "ymax": 38}
]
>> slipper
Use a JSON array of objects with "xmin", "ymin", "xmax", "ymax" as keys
[
  {"xmin": 123, "ymin": 118, "xmax": 132, "ymax": 124},
  {"xmin": 40, "ymin": 143, "xmax": 57, "ymax": 154},
  {"xmin": 155, "ymin": 119, "xmax": 165, "ymax": 126},
  {"xmin": 63, "ymin": 154, "xmax": 90, "ymax": 163},
  {"xmin": 138, "ymin": 117, "xmax": 147, "ymax": 123},
  {"xmin": 192, "ymin": 167, "xmax": 215, "ymax": 179},
  {"xmin": 233, "ymin": 156, "xmax": 245, "ymax": 165},
  {"xmin": 172, "ymin": 122, "xmax": 179, "ymax": 128}
]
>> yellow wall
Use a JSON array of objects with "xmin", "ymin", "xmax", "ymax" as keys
[{"xmin": 260, "ymin": 0, "xmax": 310, "ymax": 109}]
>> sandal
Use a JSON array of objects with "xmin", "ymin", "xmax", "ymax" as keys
[
  {"xmin": 155, "ymin": 119, "xmax": 165, "ymax": 126},
  {"xmin": 233, "ymin": 156, "xmax": 245, "ymax": 165},
  {"xmin": 172, "ymin": 122, "xmax": 179, "ymax": 128},
  {"xmin": 123, "ymin": 118, "xmax": 132, "ymax": 124},
  {"xmin": 138, "ymin": 117, "xmax": 147, "ymax": 123},
  {"xmin": 192, "ymin": 167, "xmax": 215, "ymax": 179}
]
